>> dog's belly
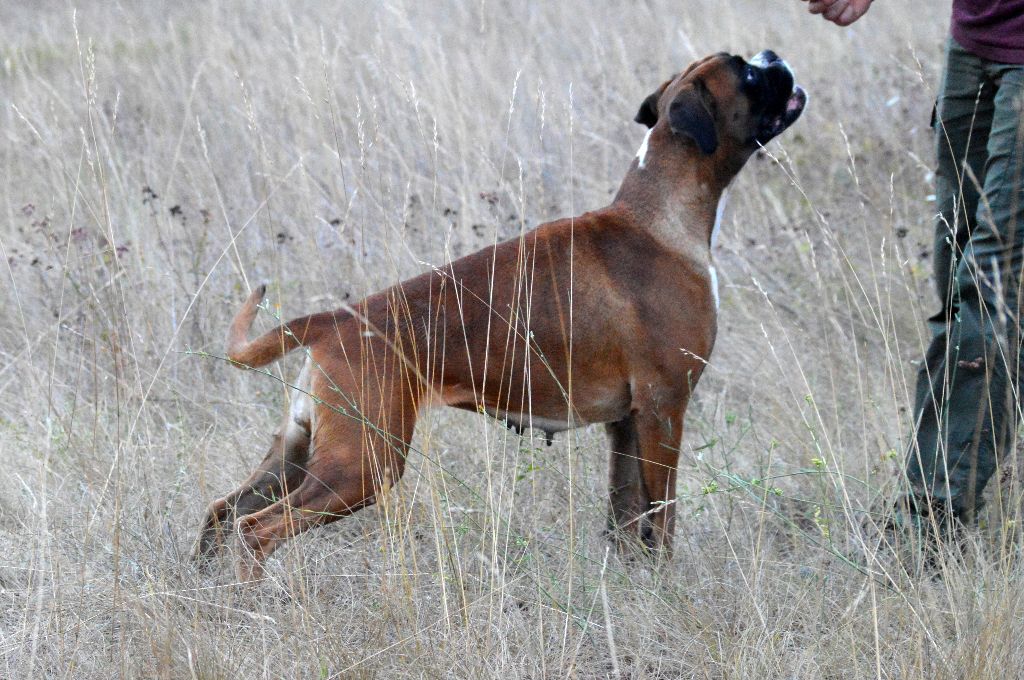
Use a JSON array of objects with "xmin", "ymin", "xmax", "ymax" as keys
[
  {"xmin": 447, "ymin": 379, "xmax": 632, "ymax": 434},
  {"xmin": 484, "ymin": 410, "xmax": 574, "ymax": 435}
]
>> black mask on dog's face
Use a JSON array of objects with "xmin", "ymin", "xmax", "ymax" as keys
[
  {"xmin": 635, "ymin": 51, "xmax": 806, "ymax": 157},
  {"xmin": 737, "ymin": 50, "xmax": 807, "ymax": 145}
]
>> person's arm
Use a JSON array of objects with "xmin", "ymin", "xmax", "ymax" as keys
[{"xmin": 802, "ymin": 0, "xmax": 873, "ymax": 26}]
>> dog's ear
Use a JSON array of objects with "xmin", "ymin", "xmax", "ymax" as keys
[
  {"xmin": 633, "ymin": 79, "xmax": 672, "ymax": 128},
  {"xmin": 668, "ymin": 88, "xmax": 718, "ymax": 155},
  {"xmin": 634, "ymin": 91, "xmax": 661, "ymax": 128}
]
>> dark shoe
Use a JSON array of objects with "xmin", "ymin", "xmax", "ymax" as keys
[{"xmin": 856, "ymin": 493, "xmax": 966, "ymax": 577}]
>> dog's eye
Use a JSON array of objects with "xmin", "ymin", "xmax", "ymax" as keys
[{"xmin": 743, "ymin": 67, "xmax": 761, "ymax": 88}]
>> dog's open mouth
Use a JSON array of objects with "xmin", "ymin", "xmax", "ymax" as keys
[
  {"xmin": 762, "ymin": 86, "xmax": 807, "ymax": 139},
  {"xmin": 749, "ymin": 47, "xmax": 811, "ymax": 145},
  {"xmin": 746, "ymin": 50, "xmax": 807, "ymax": 144}
]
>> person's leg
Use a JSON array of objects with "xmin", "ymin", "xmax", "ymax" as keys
[
  {"xmin": 937, "ymin": 62, "xmax": 1024, "ymax": 519},
  {"xmin": 907, "ymin": 38, "xmax": 993, "ymax": 515},
  {"xmin": 908, "ymin": 47, "xmax": 1024, "ymax": 522}
]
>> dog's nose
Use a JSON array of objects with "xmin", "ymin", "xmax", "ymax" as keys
[
  {"xmin": 748, "ymin": 51, "xmax": 775, "ymax": 69},
  {"xmin": 749, "ymin": 50, "xmax": 794, "ymax": 78}
]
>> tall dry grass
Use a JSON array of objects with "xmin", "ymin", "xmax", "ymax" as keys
[{"xmin": 2, "ymin": 1, "xmax": 1021, "ymax": 677}]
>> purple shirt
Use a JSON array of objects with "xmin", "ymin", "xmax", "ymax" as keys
[{"xmin": 952, "ymin": 0, "xmax": 1024, "ymax": 64}]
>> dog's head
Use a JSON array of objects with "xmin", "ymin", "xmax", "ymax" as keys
[{"xmin": 635, "ymin": 50, "xmax": 806, "ymax": 163}]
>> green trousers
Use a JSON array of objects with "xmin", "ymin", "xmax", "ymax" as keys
[{"xmin": 907, "ymin": 38, "xmax": 1024, "ymax": 520}]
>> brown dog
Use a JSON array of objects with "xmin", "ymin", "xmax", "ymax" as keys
[{"xmin": 196, "ymin": 51, "xmax": 806, "ymax": 579}]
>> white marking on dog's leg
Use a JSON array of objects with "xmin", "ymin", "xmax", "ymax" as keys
[
  {"xmin": 708, "ymin": 265, "xmax": 720, "ymax": 310},
  {"xmin": 711, "ymin": 189, "xmax": 729, "ymax": 249},
  {"xmin": 289, "ymin": 356, "xmax": 313, "ymax": 427},
  {"xmin": 636, "ymin": 128, "xmax": 653, "ymax": 169}
]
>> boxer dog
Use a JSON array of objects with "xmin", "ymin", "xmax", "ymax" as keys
[{"xmin": 196, "ymin": 51, "xmax": 806, "ymax": 579}]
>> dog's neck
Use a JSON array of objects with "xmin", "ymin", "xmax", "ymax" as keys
[{"xmin": 612, "ymin": 126, "xmax": 739, "ymax": 259}]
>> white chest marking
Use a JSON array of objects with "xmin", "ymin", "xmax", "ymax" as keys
[
  {"xmin": 711, "ymin": 188, "xmax": 729, "ymax": 249},
  {"xmin": 709, "ymin": 265, "xmax": 720, "ymax": 310},
  {"xmin": 636, "ymin": 128, "xmax": 653, "ymax": 169}
]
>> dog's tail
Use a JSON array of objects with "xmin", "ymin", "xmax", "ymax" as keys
[{"xmin": 226, "ymin": 284, "xmax": 345, "ymax": 368}]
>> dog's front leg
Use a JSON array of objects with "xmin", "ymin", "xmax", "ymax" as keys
[{"xmin": 633, "ymin": 406, "xmax": 684, "ymax": 555}]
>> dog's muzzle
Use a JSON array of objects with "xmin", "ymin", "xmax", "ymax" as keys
[{"xmin": 747, "ymin": 50, "xmax": 807, "ymax": 143}]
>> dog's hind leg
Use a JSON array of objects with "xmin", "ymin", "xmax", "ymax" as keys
[
  {"xmin": 233, "ymin": 387, "xmax": 418, "ymax": 580},
  {"xmin": 194, "ymin": 424, "xmax": 311, "ymax": 561},
  {"xmin": 194, "ymin": 359, "xmax": 314, "ymax": 562},
  {"xmin": 605, "ymin": 414, "xmax": 650, "ymax": 549}
]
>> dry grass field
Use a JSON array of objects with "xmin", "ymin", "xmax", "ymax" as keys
[{"xmin": 2, "ymin": 1, "xmax": 1022, "ymax": 677}]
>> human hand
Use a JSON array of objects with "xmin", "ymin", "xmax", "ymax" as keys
[{"xmin": 802, "ymin": 0, "xmax": 872, "ymax": 26}]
